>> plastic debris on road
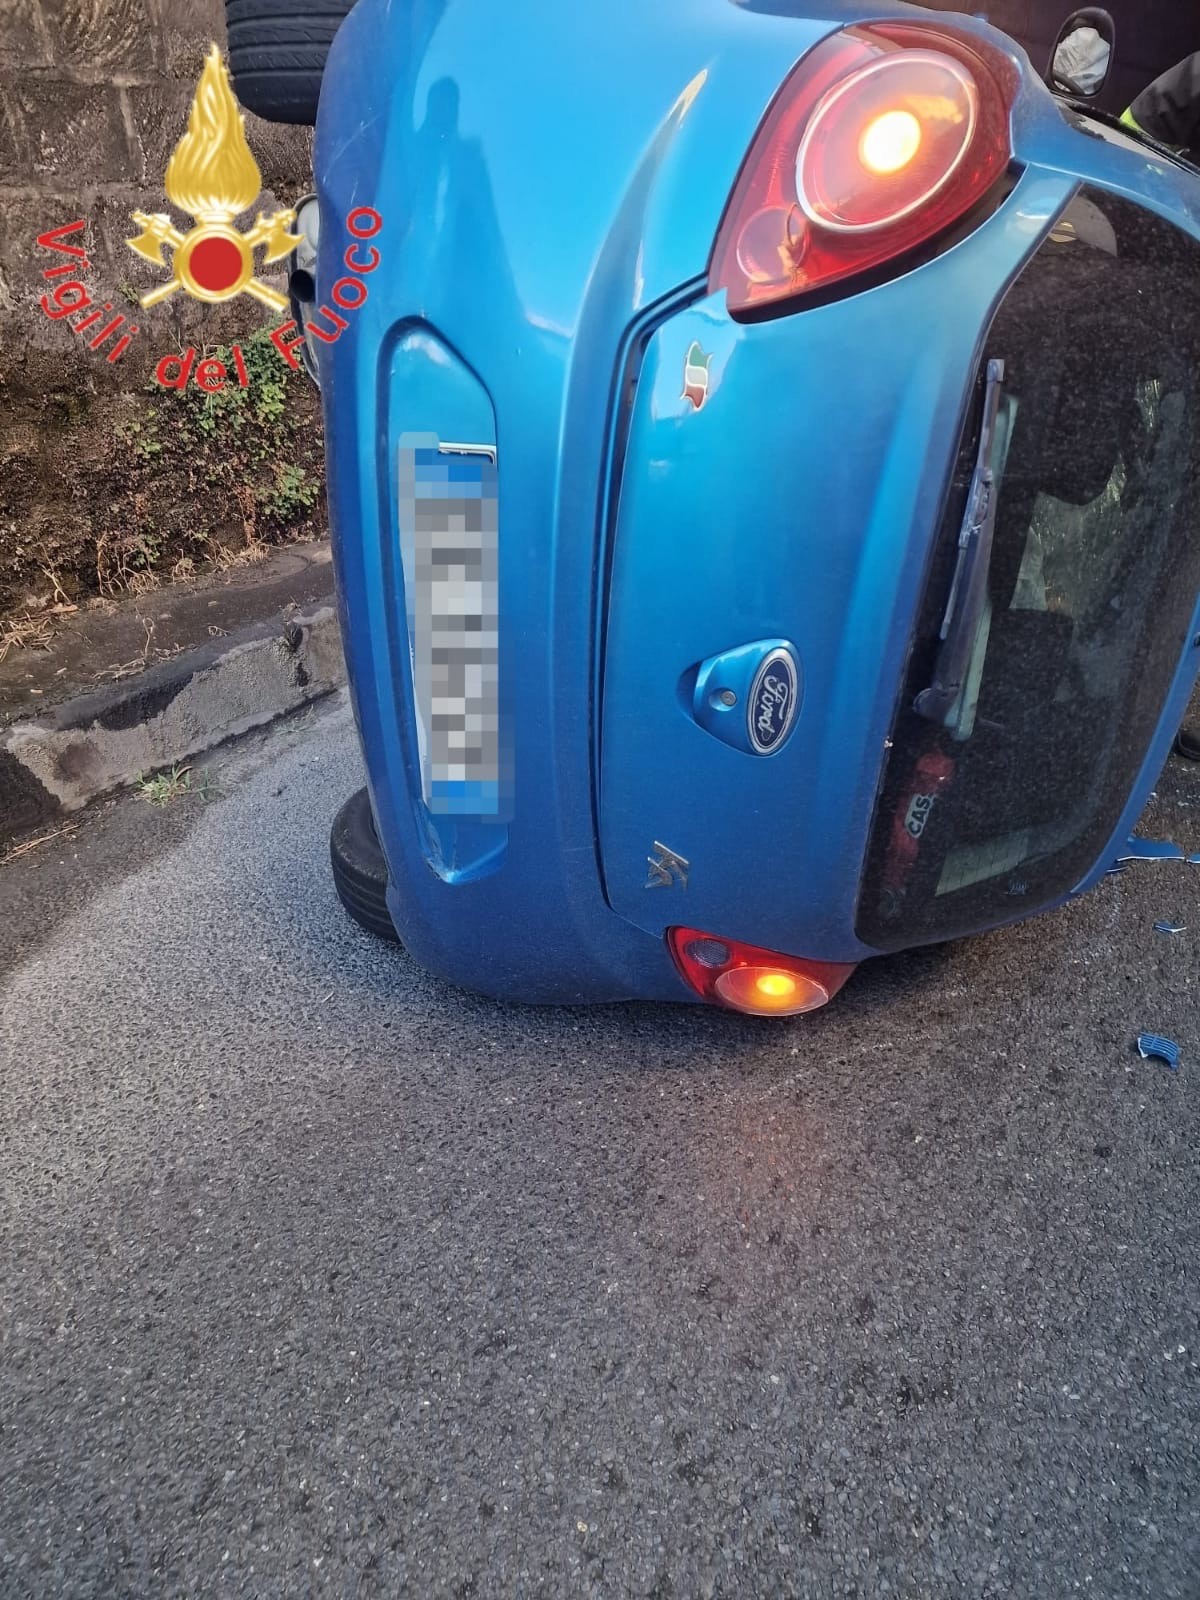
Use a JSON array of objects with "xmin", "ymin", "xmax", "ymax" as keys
[
  {"xmin": 1154, "ymin": 920, "xmax": 1187, "ymax": 935},
  {"xmin": 1118, "ymin": 838, "xmax": 1187, "ymax": 862},
  {"xmin": 1137, "ymin": 1033, "xmax": 1181, "ymax": 1071}
]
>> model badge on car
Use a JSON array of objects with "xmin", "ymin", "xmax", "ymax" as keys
[
  {"xmin": 645, "ymin": 842, "xmax": 690, "ymax": 890},
  {"xmin": 748, "ymin": 650, "xmax": 798, "ymax": 754}
]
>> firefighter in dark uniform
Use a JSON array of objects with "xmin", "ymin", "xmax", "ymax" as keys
[
  {"xmin": 1123, "ymin": 55, "xmax": 1200, "ymax": 759},
  {"xmin": 1123, "ymin": 53, "xmax": 1200, "ymax": 162}
]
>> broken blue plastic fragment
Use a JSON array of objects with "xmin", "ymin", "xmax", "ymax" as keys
[
  {"xmin": 1154, "ymin": 920, "xmax": 1187, "ymax": 935},
  {"xmin": 1137, "ymin": 1033, "xmax": 1181, "ymax": 1071},
  {"xmin": 1119, "ymin": 838, "xmax": 1187, "ymax": 862},
  {"xmin": 1189, "ymin": 853, "xmax": 1200, "ymax": 866}
]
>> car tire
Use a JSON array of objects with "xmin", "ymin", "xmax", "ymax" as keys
[
  {"xmin": 330, "ymin": 787, "xmax": 402, "ymax": 943},
  {"xmin": 223, "ymin": 0, "xmax": 356, "ymax": 126}
]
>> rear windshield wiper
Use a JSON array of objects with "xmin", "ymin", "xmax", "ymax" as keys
[{"xmin": 914, "ymin": 358, "xmax": 1006, "ymax": 725}]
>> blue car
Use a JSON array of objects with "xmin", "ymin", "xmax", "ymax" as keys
[{"xmin": 230, "ymin": 0, "xmax": 1200, "ymax": 1014}]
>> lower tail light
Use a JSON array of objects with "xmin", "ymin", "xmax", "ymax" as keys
[
  {"xmin": 669, "ymin": 927, "xmax": 857, "ymax": 1017},
  {"xmin": 710, "ymin": 22, "xmax": 1017, "ymax": 314}
]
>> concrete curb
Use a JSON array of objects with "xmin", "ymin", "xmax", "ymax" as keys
[{"xmin": 0, "ymin": 604, "xmax": 345, "ymax": 847}]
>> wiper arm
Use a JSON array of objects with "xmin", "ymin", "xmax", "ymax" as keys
[{"xmin": 914, "ymin": 358, "xmax": 1006, "ymax": 725}]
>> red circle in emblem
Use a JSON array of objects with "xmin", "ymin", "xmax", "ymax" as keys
[{"xmin": 187, "ymin": 235, "xmax": 244, "ymax": 293}]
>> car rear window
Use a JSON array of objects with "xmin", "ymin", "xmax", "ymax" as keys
[{"xmin": 857, "ymin": 188, "xmax": 1200, "ymax": 950}]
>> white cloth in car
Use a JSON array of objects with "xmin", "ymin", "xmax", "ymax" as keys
[{"xmin": 1052, "ymin": 26, "xmax": 1112, "ymax": 95}]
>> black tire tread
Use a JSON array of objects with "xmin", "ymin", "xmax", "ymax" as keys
[
  {"xmin": 223, "ymin": 0, "xmax": 356, "ymax": 125},
  {"xmin": 226, "ymin": 0, "xmax": 349, "ymax": 16},
  {"xmin": 330, "ymin": 788, "xmax": 402, "ymax": 944}
]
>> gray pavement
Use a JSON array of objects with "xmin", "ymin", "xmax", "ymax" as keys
[{"xmin": 2, "ymin": 693, "xmax": 1199, "ymax": 1599}]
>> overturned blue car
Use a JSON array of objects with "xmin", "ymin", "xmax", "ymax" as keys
[{"xmin": 228, "ymin": 0, "xmax": 1200, "ymax": 1015}]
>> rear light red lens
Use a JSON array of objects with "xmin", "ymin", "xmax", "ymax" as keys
[
  {"xmin": 710, "ymin": 23, "xmax": 1017, "ymax": 313},
  {"xmin": 797, "ymin": 52, "xmax": 978, "ymax": 231},
  {"xmin": 668, "ymin": 927, "xmax": 857, "ymax": 1018}
]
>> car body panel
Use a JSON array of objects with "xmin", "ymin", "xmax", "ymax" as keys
[{"xmin": 596, "ymin": 169, "xmax": 1075, "ymax": 963}]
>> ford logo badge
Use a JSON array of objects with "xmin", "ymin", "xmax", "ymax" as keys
[{"xmin": 747, "ymin": 648, "xmax": 799, "ymax": 755}]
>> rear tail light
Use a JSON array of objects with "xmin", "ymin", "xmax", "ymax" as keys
[
  {"xmin": 669, "ymin": 927, "xmax": 857, "ymax": 1017},
  {"xmin": 710, "ymin": 23, "xmax": 1017, "ymax": 314}
]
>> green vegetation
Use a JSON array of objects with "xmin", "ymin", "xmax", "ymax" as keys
[
  {"xmin": 0, "ymin": 326, "xmax": 324, "ymax": 625},
  {"xmin": 136, "ymin": 763, "xmax": 217, "ymax": 807},
  {"xmin": 102, "ymin": 328, "xmax": 324, "ymax": 596}
]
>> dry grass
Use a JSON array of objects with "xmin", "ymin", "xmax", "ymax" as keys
[
  {"xmin": 0, "ymin": 613, "xmax": 54, "ymax": 665},
  {"xmin": 0, "ymin": 820, "xmax": 80, "ymax": 863},
  {"xmin": 94, "ymin": 523, "xmax": 269, "ymax": 600},
  {"xmin": 210, "ymin": 538, "xmax": 270, "ymax": 574},
  {"xmin": 107, "ymin": 618, "xmax": 159, "ymax": 683},
  {"xmin": 39, "ymin": 563, "xmax": 74, "ymax": 609},
  {"xmin": 95, "ymin": 546, "xmax": 162, "ymax": 601}
]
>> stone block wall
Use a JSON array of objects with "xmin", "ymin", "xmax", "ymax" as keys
[
  {"xmin": 0, "ymin": 0, "xmax": 314, "ymax": 390},
  {"xmin": 0, "ymin": 0, "xmax": 324, "ymax": 621}
]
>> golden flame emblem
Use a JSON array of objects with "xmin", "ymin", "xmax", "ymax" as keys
[{"xmin": 126, "ymin": 45, "xmax": 299, "ymax": 311}]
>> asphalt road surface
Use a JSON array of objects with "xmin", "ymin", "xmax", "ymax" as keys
[{"xmin": 3, "ymin": 694, "xmax": 1199, "ymax": 1599}]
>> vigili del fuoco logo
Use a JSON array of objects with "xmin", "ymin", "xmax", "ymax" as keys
[
  {"xmin": 35, "ymin": 45, "xmax": 383, "ymax": 393},
  {"xmin": 126, "ymin": 44, "xmax": 299, "ymax": 312}
]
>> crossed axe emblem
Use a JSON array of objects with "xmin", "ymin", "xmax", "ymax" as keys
[{"xmin": 128, "ymin": 210, "xmax": 298, "ymax": 311}]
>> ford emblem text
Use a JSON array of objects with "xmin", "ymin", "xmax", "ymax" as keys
[{"xmin": 748, "ymin": 650, "xmax": 799, "ymax": 755}]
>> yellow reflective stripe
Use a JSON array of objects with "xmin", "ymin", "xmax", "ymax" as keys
[{"xmin": 1120, "ymin": 107, "xmax": 1143, "ymax": 134}]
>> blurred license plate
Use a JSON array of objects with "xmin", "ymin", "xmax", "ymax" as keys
[{"xmin": 398, "ymin": 436, "xmax": 500, "ymax": 817}]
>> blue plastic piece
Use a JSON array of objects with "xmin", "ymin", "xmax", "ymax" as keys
[
  {"xmin": 1137, "ymin": 1034, "xmax": 1182, "ymax": 1071},
  {"xmin": 1154, "ymin": 920, "xmax": 1187, "ymax": 935},
  {"xmin": 313, "ymin": 0, "xmax": 1200, "ymax": 1004},
  {"xmin": 1118, "ymin": 838, "xmax": 1187, "ymax": 862}
]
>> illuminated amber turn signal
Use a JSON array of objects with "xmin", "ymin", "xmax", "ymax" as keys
[
  {"xmin": 668, "ymin": 928, "xmax": 859, "ymax": 1018},
  {"xmin": 714, "ymin": 965, "xmax": 828, "ymax": 1016}
]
